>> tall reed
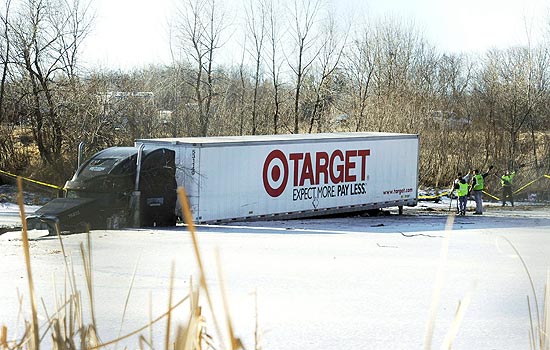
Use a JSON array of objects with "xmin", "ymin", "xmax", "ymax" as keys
[{"xmin": 3, "ymin": 182, "xmax": 245, "ymax": 349}]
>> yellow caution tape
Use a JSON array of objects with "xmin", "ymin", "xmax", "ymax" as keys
[
  {"xmin": 418, "ymin": 190, "xmax": 451, "ymax": 200},
  {"xmin": 484, "ymin": 174, "xmax": 550, "ymax": 200},
  {"xmin": 513, "ymin": 175, "xmax": 545, "ymax": 195},
  {"xmin": 0, "ymin": 169, "xmax": 62, "ymax": 190},
  {"xmin": 482, "ymin": 190, "xmax": 500, "ymax": 201}
]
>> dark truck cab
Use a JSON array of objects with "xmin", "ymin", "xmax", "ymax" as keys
[{"xmin": 27, "ymin": 147, "xmax": 177, "ymax": 234}]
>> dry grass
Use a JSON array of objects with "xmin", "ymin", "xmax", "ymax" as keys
[
  {"xmin": 1, "ymin": 178, "xmax": 243, "ymax": 350},
  {"xmin": 15, "ymin": 177, "xmax": 39, "ymax": 349}
]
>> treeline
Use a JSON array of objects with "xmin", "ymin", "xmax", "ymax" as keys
[{"xmin": 1, "ymin": 0, "xmax": 549, "ymax": 191}]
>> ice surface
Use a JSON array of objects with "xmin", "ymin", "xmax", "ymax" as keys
[{"xmin": 1, "ymin": 201, "xmax": 549, "ymax": 349}]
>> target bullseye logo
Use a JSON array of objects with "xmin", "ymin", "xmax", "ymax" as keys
[
  {"xmin": 263, "ymin": 149, "xmax": 289, "ymax": 197},
  {"xmin": 262, "ymin": 148, "xmax": 371, "ymax": 198}
]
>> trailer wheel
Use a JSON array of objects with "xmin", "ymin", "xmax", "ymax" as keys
[{"xmin": 366, "ymin": 209, "xmax": 382, "ymax": 217}]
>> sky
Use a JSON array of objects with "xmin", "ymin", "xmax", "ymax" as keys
[{"xmin": 81, "ymin": 0, "xmax": 550, "ymax": 70}]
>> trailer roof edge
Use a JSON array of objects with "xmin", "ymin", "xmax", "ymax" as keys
[{"xmin": 135, "ymin": 132, "xmax": 418, "ymax": 147}]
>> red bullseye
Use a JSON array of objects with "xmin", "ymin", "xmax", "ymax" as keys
[
  {"xmin": 262, "ymin": 149, "xmax": 289, "ymax": 197},
  {"xmin": 271, "ymin": 165, "xmax": 281, "ymax": 181}
]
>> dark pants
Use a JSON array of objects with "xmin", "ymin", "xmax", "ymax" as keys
[
  {"xmin": 458, "ymin": 196, "xmax": 467, "ymax": 214},
  {"xmin": 502, "ymin": 186, "xmax": 514, "ymax": 206}
]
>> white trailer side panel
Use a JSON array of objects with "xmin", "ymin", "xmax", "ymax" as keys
[{"xmin": 137, "ymin": 133, "xmax": 418, "ymax": 223}]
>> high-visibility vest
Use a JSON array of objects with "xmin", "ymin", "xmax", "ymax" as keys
[
  {"xmin": 457, "ymin": 183, "xmax": 469, "ymax": 197},
  {"xmin": 500, "ymin": 172, "xmax": 515, "ymax": 187},
  {"xmin": 473, "ymin": 174, "xmax": 484, "ymax": 191}
]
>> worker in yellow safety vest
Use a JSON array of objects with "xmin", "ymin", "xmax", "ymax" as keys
[
  {"xmin": 450, "ymin": 171, "xmax": 470, "ymax": 213},
  {"xmin": 470, "ymin": 166, "xmax": 494, "ymax": 215},
  {"xmin": 454, "ymin": 177, "xmax": 469, "ymax": 215},
  {"xmin": 500, "ymin": 170, "xmax": 516, "ymax": 207}
]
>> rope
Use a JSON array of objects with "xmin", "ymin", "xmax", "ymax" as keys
[
  {"xmin": 418, "ymin": 190, "xmax": 450, "ymax": 200},
  {"xmin": 482, "ymin": 190, "xmax": 500, "ymax": 201},
  {"xmin": 513, "ymin": 175, "xmax": 546, "ymax": 195},
  {"xmin": 0, "ymin": 169, "xmax": 62, "ymax": 191}
]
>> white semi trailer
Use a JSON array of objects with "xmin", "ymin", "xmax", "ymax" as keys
[{"xmin": 136, "ymin": 132, "xmax": 419, "ymax": 223}]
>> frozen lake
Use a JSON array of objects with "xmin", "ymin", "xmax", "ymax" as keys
[{"xmin": 1, "ymin": 202, "xmax": 550, "ymax": 349}]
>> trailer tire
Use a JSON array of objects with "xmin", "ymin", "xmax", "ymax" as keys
[{"xmin": 366, "ymin": 209, "xmax": 382, "ymax": 217}]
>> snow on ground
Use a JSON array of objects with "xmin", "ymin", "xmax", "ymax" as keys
[
  {"xmin": 1, "ymin": 199, "xmax": 550, "ymax": 349},
  {"xmin": 0, "ymin": 202, "xmax": 40, "ymax": 213}
]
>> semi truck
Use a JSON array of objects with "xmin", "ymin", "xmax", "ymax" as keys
[{"xmin": 27, "ymin": 132, "xmax": 419, "ymax": 233}]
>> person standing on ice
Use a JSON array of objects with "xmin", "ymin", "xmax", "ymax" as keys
[
  {"xmin": 451, "ymin": 170, "xmax": 470, "ymax": 213},
  {"xmin": 454, "ymin": 177, "xmax": 469, "ymax": 215},
  {"xmin": 471, "ymin": 166, "xmax": 494, "ymax": 215},
  {"xmin": 500, "ymin": 169, "xmax": 516, "ymax": 206}
]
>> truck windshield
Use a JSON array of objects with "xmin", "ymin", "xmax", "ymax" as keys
[{"xmin": 77, "ymin": 157, "xmax": 136, "ymax": 181}]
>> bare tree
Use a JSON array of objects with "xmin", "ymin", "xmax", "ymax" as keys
[
  {"xmin": 56, "ymin": 0, "xmax": 92, "ymax": 82},
  {"xmin": 287, "ymin": 0, "xmax": 323, "ymax": 134},
  {"xmin": 478, "ymin": 48, "xmax": 540, "ymax": 168},
  {"xmin": 173, "ymin": 0, "xmax": 226, "ymax": 136},
  {"xmin": 238, "ymin": 38, "xmax": 248, "ymax": 135},
  {"xmin": 0, "ymin": 0, "xmax": 12, "ymax": 122},
  {"xmin": 244, "ymin": 0, "xmax": 267, "ymax": 135},
  {"xmin": 0, "ymin": 0, "xmax": 17, "ymax": 171},
  {"xmin": 306, "ymin": 14, "xmax": 346, "ymax": 133},
  {"xmin": 523, "ymin": 44, "xmax": 550, "ymax": 170},
  {"xmin": 365, "ymin": 17, "xmax": 424, "ymax": 132},
  {"xmin": 342, "ymin": 26, "xmax": 376, "ymax": 132},
  {"xmin": 8, "ymin": 0, "xmax": 92, "ymax": 167},
  {"xmin": 264, "ymin": 0, "xmax": 284, "ymax": 134},
  {"xmin": 431, "ymin": 53, "xmax": 475, "ymax": 172}
]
